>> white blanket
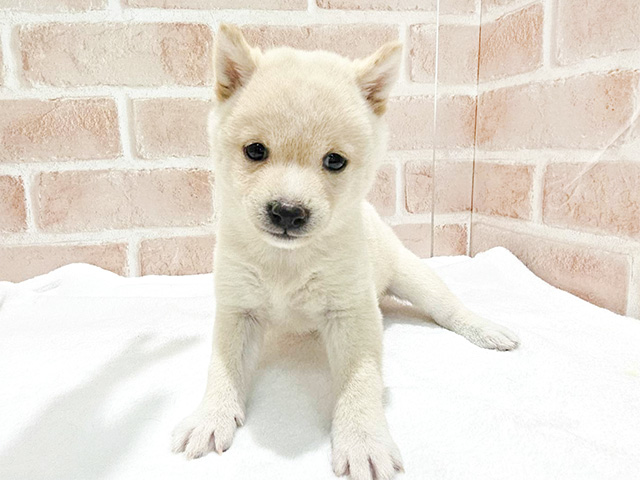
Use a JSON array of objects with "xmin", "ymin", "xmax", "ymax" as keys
[{"xmin": 0, "ymin": 247, "xmax": 639, "ymax": 480}]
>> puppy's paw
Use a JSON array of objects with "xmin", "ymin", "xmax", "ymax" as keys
[
  {"xmin": 171, "ymin": 402, "xmax": 244, "ymax": 459},
  {"xmin": 331, "ymin": 425, "xmax": 404, "ymax": 480},
  {"xmin": 468, "ymin": 320, "xmax": 519, "ymax": 351}
]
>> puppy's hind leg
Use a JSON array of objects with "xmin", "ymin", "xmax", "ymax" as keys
[{"xmin": 388, "ymin": 247, "xmax": 519, "ymax": 351}]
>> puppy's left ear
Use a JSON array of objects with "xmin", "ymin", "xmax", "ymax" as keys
[
  {"xmin": 215, "ymin": 24, "xmax": 259, "ymax": 101},
  {"xmin": 354, "ymin": 42, "xmax": 403, "ymax": 116}
]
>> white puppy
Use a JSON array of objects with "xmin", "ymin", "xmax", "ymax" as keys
[{"xmin": 172, "ymin": 24, "xmax": 519, "ymax": 480}]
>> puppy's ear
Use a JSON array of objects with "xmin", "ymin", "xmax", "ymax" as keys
[
  {"xmin": 354, "ymin": 42, "xmax": 402, "ymax": 115},
  {"xmin": 215, "ymin": 24, "xmax": 258, "ymax": 101}
]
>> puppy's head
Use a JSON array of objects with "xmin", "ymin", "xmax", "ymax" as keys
[{"xmin": 212, "ymin": 25, "xmax": 401, "ymax": 249}]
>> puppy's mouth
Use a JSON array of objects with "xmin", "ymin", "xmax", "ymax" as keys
[{"xmin": 260, "ymin": 227, "xmax": 305, "ymax": 241}]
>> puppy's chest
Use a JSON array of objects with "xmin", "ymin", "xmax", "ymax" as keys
[{"xmin": 244, "ymin": 269, "xmax": 329, "ymax": 331}]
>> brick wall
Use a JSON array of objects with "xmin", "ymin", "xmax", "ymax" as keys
[
  {"xmin": 0, "ymin": 0, "xmax": 477, "ymax": 282},
  {"xmin": 0, "ymin": 0, "xmax": 638, "ymax": 319},
  {"xmin": 471, "ymin": 0, "xmax": 640, "ymax": 318}
]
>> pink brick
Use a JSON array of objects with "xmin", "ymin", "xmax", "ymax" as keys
[
  {"xmin": 317, "ymin": 0, "xmax": 433, "ymax": 10},
  {"xmin": 0, "ymin": 98, "xmax": 120, "ymax": 162},
  {"xmin": 393, "ymin": 223, "xmax": 432, "ymax": 258},
  {"xmin": 35, "ymin": 169, "xmax": 213, "ymax": 232},
  {"xmin": 557, "ymin": 0, "xmax": 640, "ymax": 65},
  {"xmin": 408, "ymin": 25, "xmax": 436, "ymax": 83},
  {"xmin": 477, "ymin": 71, "xmax": 639, "ymax": 150},
  {"xmin": 428, "ymin": 96, "xmax": 477, "ymax": 150},
  {"xmin": 387, "ymin": 97, "xmax": 433, "ymax": 150},
  {"xmin": 317, "ymin": 0, "xmax": 474, "ymax": 11},
  {"xmin": 479, "ymin": 3, "xmax": 543, "ymax": 81},
  {"xmin": 440, "ymin": 0, "xmax": 476, "ymax": 14},
  {"xmin": 133, "ymin": 99, "xmax": 211, "ymax": 159},
  {"xmin": 367, "ymin": 165, "xmax": 396, "ymax": 217},
  {"xmin": 481, "ymin": 0, "xmax": 520, "ymax": 11},
  {"xmin": 0, "ymin": 176, "xmax": 26, "ymax": 232},
  {"xmin": 20, "ymin": 23, "xmax": 213, "ymax": 87},
  {"xmin": 473, "ymin": 163, "xmax": 533, "ymax": 220},
  {"xmin": 435, "ymin": 223, "xmax": 468, "ymax": 256},
  {"xmin": 241, "ymin": 24, "xmax": 398, "ymax": 59},
  {"xmin": 410, "ymin": 24, "xmax": 479, "ymax": 84},
  {"xmin": 405, "ymin": 160, "xmax": 473, "ymax": 214},
  {"xmin": 0, "ymin": 243, "xmax": 127, "ymax": 283},
  {"xmin": 543, "ymin": 162, "xmax": 640, "ymax": 239},
  {"xmin": 471, "ymin": 223, "xmax": 630, "ymax": 314},
  {"xmin": 392, "ymin": 223, "xmax": 468, "ymax": 258},
  {"xmin": 388, "ymin": 96, "xmax": 476, "ymax": 150},
  {"xmin": 0, "ymin": 0, "xmax": 105, "ymax": 11},
  {"xmin": 609, "ymin": 113, "xmax": 640, "ymax": 159},
  {"xmin": 140, "ymin": 235, "xmax": 215, "ymax": 275},
  {"xmin": 125, "ymin": 0, "xmax": 305, "ymax": 8}
]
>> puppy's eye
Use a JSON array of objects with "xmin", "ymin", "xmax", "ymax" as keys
[
  {"xmin": 323, "ymin": 152, "xmax": 348, "ymax": 172},
  {"xmin": 244, "ymin": 142, "xmax": 269, "ymax": 161}
]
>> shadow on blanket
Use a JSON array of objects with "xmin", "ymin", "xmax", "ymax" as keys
[
  {"xmin": 243, "ymin": 298, "xmax": 430, "ymax": 460},
  {"xmin": 0, "ymin": 335, "xmax": 198, "ymax": 480}
]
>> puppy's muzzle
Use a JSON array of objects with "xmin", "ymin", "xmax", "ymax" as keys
[{"xmin": 266, "ymin": 201, "xmax": 309, "ymax": 231}]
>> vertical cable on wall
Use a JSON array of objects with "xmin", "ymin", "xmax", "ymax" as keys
[
  {"xmin": 429, "ymin": 0, "xmax": 441, "ymax": 258},
  {"xmin": 469, "ymin": 1, "xmax": 484, "ymax": 256}
]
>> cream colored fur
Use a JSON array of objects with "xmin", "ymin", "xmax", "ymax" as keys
[{"xmin": 172, "ymin": 24, "xmax": 519, "ymax": 480}]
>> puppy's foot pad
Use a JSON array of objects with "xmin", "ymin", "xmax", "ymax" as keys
[{"xmin": 171, "ymin": 404, "xmax": 244, "ymax": 459}]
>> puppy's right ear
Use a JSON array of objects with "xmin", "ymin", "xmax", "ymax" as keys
[{"xmin": 215, "ymin": 24, "xmax": 258, "ymax": 101}]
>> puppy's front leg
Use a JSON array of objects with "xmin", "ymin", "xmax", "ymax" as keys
[
  {"xmin": 172, "ymin": 307, "xmax": 263, "ymax": 458},
  {"xmin": 322, "ymin": 299, "xmax": 404, "ymax": 480}
]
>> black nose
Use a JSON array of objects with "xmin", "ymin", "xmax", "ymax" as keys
[{"xmin": 267, "ymin": 201, "xmax": 309, "ymax": 230}]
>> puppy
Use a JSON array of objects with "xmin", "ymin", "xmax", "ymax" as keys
[{"xmin": 172, "ymin": 24, "xmax": 519, "ymax": 480}]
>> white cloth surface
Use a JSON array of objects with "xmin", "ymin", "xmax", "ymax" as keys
[{"xmin": 0, "ymin": 247, "xmax": 639, "ymax": 480}]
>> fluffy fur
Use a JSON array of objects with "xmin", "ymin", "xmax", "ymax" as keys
[{"xmin": 172, "ymin": 24, "xmax": 520, "ymax": 480}]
